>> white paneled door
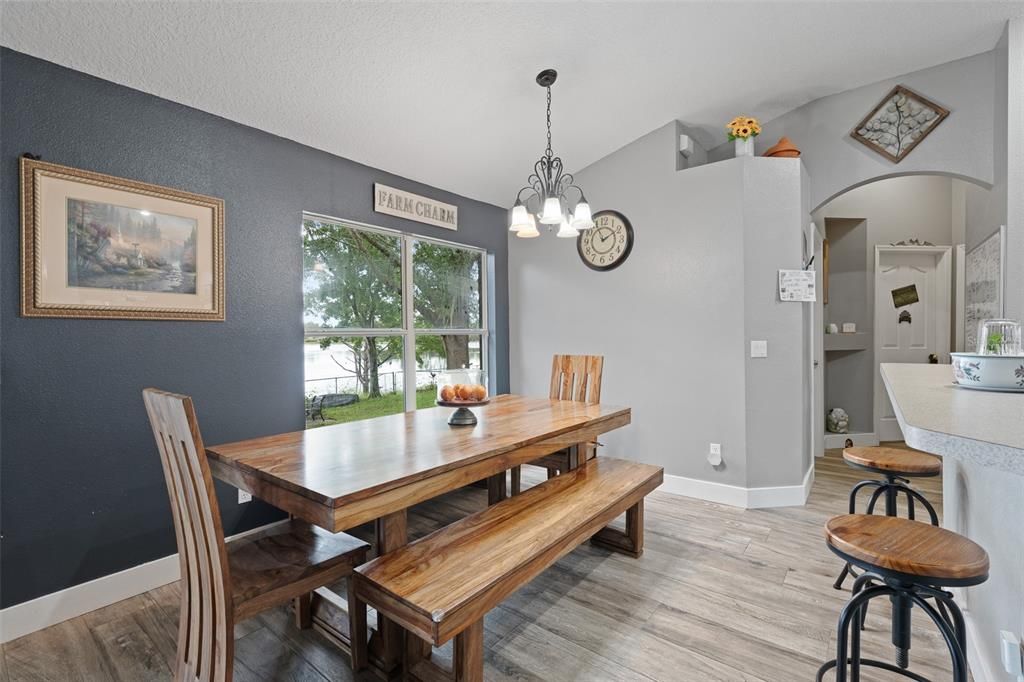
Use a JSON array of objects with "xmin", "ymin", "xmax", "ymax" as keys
[{"xmin": 873, "ymin": 246, "xmax": 952, "ymax": 441}]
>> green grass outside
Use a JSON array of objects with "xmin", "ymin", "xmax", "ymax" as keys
[{"xmin": 306, "ymin": 386, "xmax": 437, "ymax": 428}]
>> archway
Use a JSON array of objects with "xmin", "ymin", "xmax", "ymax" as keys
[{"xmin": 811, "ymin": 171, "xmax": 993, "ymax": 451}]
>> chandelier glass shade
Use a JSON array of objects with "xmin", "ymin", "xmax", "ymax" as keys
[{"xmin": 509, "ymin": 69, "xmax": 594, "ymax": 238}]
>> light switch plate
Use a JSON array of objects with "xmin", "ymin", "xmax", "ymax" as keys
[{"xmin": 750, "ymin": 340, "xmax": 768, "ymax": 358}]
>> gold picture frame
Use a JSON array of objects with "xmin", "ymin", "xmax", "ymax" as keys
[{"xmin": 21, "ymin": 158, "xmax": 225, "ymax": 320}]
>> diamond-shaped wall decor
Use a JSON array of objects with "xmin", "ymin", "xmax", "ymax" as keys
[{"xmin": 850, "ymin": 85, "xmax": 949, "ymax": 163}]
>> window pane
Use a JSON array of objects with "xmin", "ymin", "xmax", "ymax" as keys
[
  {"xmin": 415, "ymin": 334, "xmax": 483, "ymax": 409},
  {"xmin": 304, "ymin": 335, "xmax": 404, "ymax": 427},
  {"xmin": 303, "ymin": 219, "xmax": 403, "ymax": 331},
  {"xmin": 412, "ymin": 240, "xmax": 482, "ymax": 329}
]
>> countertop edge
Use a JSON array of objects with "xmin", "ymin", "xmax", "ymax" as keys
[{"xmin": 881, "ymin": 365, "xmax": 1024, "ymax": 476}]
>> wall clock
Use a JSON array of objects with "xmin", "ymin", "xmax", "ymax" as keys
[{"xmin": 577, "ymin": 210, "xmax": 634, "ymax": 271}]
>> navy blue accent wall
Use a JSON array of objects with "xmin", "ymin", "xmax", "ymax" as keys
[{"xmin": 0, "ymin": 48, "xmax": 509, "ymax": 607}]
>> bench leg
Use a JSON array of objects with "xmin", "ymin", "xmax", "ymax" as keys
[
  {"xmin": 510, "ymin": 466, "xmax": 522, "ymax": 496},
  {"xmin": 487, "ymin": 472, "xmax": 507, "ymax": 506},
  {"xmin": 370, "ymin": 510, "xmax": 408, "ymax": 672},
  {"xmin": 294, "ymin": 593, "xmax": 312, "ymax": 629},
  {"xmin": 454, "ymin": 620, "xmax": 484, "ymax": 682},
  {"xmin": 347, "ymin": 581, "xmax": 367, "ymax": 672},
  {"xmin": 590, "ymin": 499, "xmax": 645, "ymax": 558}
]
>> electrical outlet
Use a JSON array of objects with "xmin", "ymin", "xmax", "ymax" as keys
[
  {"xmin": 709, "ymin": 443, "xmax": 722, "ymax": 456},
  {"xmin": 708, "ymin": 443, "xmax": 722, "ymax": 466},
  {"xmin": 1000, "ymin": 630, "xmax": 1023, "ymax": 680},
  {"xmin": 750, "ymin": 340, "xmax": 768, "ymax": 358},
  {"xmin": 238, "ymin": 489, "xmax": 252, "ymax": 504}
]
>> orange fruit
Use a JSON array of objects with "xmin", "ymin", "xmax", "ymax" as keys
[
  {"xmin": 439, "ymin": 385, "xmax": 455, "ymax": 401},
  {"xmin": 472, "ymin": 384, "xmax": 487, "ymax": 401},
  {"xmin": 457, "ymin": 384, "xmax": 474, "ymax": 401}
]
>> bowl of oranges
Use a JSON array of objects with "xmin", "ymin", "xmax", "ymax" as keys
[{"xmin": 435, "ymin": 370, "xmax": 488, "ymax": 425}]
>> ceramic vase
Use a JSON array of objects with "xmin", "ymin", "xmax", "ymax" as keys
[{"xmin": 734, "ymin": 137, "xmax": 754, "ymax": 157}]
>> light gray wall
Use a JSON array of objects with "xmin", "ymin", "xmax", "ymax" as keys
[
  {"xmin": 742, "ymin": 159, "xmax": 812, "ymax": 488},
  {"xmin": 956, "ymin": 20, "xmax": 1024, "ymax": 681},
  {"xmin": 709, "ymin": 52, "xmax": 996, "ymax": 212},
  {"xmin": 510, "ymin": 122, "xmax": 748, "ymax": 487},
  {"xmin": 509, "ymin": 121, "xmax": 810, "ymax": 492}
]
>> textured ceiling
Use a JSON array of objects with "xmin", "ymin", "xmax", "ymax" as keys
[{"xmin": 2, "ymin": 2, "xmax": 1020, "ymax": 206}]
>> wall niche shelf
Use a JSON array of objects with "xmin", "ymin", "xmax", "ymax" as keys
[{"xmin": 824, "ymin": 332, "xmax": 870, "ymax": 352}]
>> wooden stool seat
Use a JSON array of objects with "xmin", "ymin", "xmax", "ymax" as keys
[
  {"xmin": 843, "ymin": 446, "xmax": 941, "ymax": 476},
  {"xmin": 826, "ymin": 514, "xmax": 989, "ymax": 585},
  {"xmin": 228, "ymin": 519, "xmax": 369, "ymax": 620}
]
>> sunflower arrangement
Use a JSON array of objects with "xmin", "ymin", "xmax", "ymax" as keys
[{"xmin": 727, "ymin": 116, "xmax": 761, "ymax": 141}]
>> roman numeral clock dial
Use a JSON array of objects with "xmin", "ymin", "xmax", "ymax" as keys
[{"xmin": 577, "ymin": 210, "xmax": 634, "ymax": 271}]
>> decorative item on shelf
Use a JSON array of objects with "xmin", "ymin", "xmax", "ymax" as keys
[
  {"xmin": 20, "ymin": 157, "xmax": 225, "ymax": 320},
  {"xmin": 578, "ymin": 210, "xmax": 634, "ymax": 271},
  {"xmin": 851, "ymin": 85, "xmax": 949, "ymax": 163},
  {"xmin": 508, "ymin": 69, "xmax": 594, "ymax": 240},
  {"xmin": 826, "ymin": 323, "xmax": 839, "ymax": 334},
  {"xmin": 826, "ymin": 408, "xmax": 850, "ymax": 434},
  {"xmin": 891, "ymin": 238, "xmax": 935, "ymax": 246},
  {"xmin": 727, "ymin": 115, "xmax": 761, "ymax": 157},
  {"xmin": 763, "ymin": 136, "xmax": 801, "ymax": 158},
  {"xmin": 436, "ymin": 369, "xmax": 488, "ymax": 426},
  {"xmin": 842, "ymin": 322, "xmax": 856, "ymax": 333}
]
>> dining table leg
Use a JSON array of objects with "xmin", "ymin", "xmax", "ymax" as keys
[{"xmin": 368, "ymin": 508, "xmax": 408, "ymax": 672}]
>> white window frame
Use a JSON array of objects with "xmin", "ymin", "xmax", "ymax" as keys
[{"xmin": 302, "ymin": 212, "xmax": 489, "ymax": 412}]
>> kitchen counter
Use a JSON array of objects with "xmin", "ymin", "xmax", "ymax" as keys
[
  {"xmin": 880, "ymin": 363, "xmax": 1024, "ymax": 475},
  {"xmin": 881, "ymin": 362, "xmax": 1023, "ymax": 682}
]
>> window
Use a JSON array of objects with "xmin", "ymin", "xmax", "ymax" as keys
[{"xmin": 302, "ymin": 214, "xmax": 487, "ymax": 426}]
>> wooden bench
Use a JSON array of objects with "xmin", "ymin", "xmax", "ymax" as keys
[{"xmin": 351, "ymin": 456, "xmax": 663, "ymax": 681}]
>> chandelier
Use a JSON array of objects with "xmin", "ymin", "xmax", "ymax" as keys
[{"xmin": 509, "ymin": 69, "xmax": 594, "ymax": 238}]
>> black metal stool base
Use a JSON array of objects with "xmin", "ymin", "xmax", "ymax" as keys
[
  {"xmin": 817, "ymin": 657, "xmax": 931, "ymax": 681},
  {"xmin": 819, "ymin": 577, "xmax": 969, "ymax": 682}
]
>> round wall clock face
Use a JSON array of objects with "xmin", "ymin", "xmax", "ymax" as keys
[{"xmin": 577, "ymin": 210, "xmax": 634, "ymax": 271}]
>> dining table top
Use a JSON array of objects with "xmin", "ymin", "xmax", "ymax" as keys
[{"xmin": 206, "ymin": 394, "xmax": 630, "ymax": 510}]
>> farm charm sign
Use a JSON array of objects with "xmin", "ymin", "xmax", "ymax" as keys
[{"xmin": 374, "ymin": 183, "xmax": 457, "ymax": 230}]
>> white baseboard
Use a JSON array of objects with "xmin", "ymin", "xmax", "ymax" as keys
[
  {"xmin": 659, "ymin": 464, "xmax": 814, "ymax": 509},
  {"xmin": 823, "ymin": 431, "xmax": 879, "ymax": 449},
  {"xmin": 0, "ymin": 519, "xmax": 286, "ymax": 644},
  {"xmin": 963, "ymin": 607, "xmax": 1002, "ymax": 682}
]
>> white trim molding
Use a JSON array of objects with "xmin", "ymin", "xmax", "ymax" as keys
[
  {"xmin": 0, "ymin": 519, "xmax": 287, "ymax": 644},
  {"xmin": 658, "ymin": 464, "xmax": 814, "ymax": 509}
]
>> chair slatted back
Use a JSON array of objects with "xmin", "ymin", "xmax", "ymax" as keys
[
  {"xmin": 549, "ymin": 354, "xmax": 604, "ymax": 404},
  {"xmin": 143, "ymin": 388, "xmax": 233, "ymax": 682}
]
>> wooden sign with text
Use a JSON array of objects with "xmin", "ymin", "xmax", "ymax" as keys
[{"xmin": 374, "ymin": 183, "xmax": 457, "ymax": 230}]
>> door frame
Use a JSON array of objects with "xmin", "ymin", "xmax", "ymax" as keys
[{"xmin": 873, "ymin": 245, "xmax": 952, "ymax": 441}]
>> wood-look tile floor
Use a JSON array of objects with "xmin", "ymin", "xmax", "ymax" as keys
[{"xmin": 2, "ymin": 447, "xmax": 954, "ymax": 682}]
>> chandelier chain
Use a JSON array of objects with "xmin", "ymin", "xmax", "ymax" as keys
[{"xmin": 545, "ymin": 86, "xmax": 553, "ymax": 157}]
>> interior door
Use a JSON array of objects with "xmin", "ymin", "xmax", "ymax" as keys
[{"xmin": 873, "ymin": 247, "xmax": 951, "ymax": 441}]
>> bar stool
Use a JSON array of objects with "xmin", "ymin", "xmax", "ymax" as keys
[
  {"xmin": 834, "ymin": 446, "xmax": 941, "ymax": 590},
  {"xmin": 817, "ymin": 514, "xmax": 989, "ymax": 682}
]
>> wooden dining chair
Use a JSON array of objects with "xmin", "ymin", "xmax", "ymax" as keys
[
  {"xmin": 143, "ymin": 388, "xmax": 369, "ymax": 681},
  {"xmin": 510, "ymin": 354, "xmax": 604, "ymax": 495}
]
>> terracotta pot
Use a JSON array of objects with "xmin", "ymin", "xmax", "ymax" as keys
[{"xmin": 764, "ymin": 136, "xmax": 800, "ymax": 158}]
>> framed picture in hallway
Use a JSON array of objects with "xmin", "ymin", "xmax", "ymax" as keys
[{"xmin": 20, "ymin": 158, "xmax": 225, "ymax": 321}]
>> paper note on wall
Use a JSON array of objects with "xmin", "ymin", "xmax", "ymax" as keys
[{"xmin": 778, "ymin": 269, "xmax": 816, "ymax": 302}]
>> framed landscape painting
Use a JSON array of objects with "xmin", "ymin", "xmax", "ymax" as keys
[{"xmin": 20, "ymin": 158, "xmax": 224, "ymax": 320}]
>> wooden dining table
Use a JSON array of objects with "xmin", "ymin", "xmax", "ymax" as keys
[{"xmin": 206, "ymin": 393, "xmax": 631, "ymax": 672}]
